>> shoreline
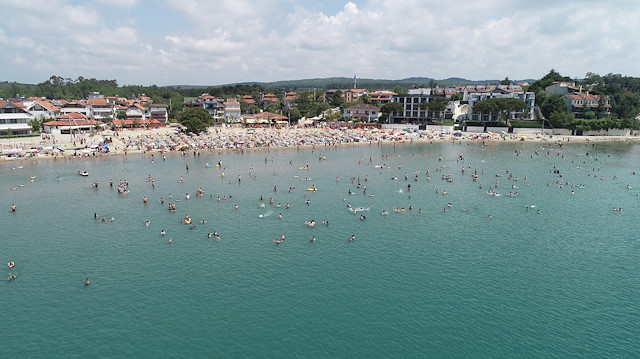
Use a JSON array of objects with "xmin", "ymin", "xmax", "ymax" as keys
[{"xmin": 1, "ymin": 126, "xmax": 639, "ymax": 161}]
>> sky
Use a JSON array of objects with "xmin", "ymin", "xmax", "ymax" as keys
[{"xmin": 1, "ymin": 0, "xmax": 639, "ymax": 86}]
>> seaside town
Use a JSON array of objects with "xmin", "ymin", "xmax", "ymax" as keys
[
  {"xmin": 3, "ymin": 2, "xmax": 640, "ymax": 358},
  {"xmin": 1, "ymin": 71, "xmax": 639, "ymax": 158}
]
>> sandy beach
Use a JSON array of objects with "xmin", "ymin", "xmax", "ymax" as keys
[{"xmin": 1, "ymin": 125, "xmax": 638, "ymax": 160}]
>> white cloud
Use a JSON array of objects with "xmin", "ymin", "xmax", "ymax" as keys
[
  {"xmin": 1, "ymin": 0, "xmax": 640, "ymax": 85},
  {"xmin": 96, "ymin": 0, "xmax": 138, "ymax": 8}
]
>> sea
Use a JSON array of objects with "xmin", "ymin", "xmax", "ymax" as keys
[{"xmin": 1, "ymin": 140, "xmax": 639, "ymax": 358}]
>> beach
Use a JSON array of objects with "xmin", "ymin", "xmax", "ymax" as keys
[{"xmin": 1, "ymin": 125, "xmax": 639, "ymax": 160}]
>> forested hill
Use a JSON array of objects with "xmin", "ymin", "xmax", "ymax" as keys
[{"xmin": 173, "ymin": 77, "xmax": 528, "ymax": 90}]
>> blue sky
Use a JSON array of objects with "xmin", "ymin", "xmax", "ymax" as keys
[{"xmin": 2, "ymin": 0, "xmax": 639, "ymax": 86}]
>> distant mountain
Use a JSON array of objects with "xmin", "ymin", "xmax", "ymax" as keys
[{"xmin": 167, "ymin": 77, "xmax": 536, "ymax": 90}]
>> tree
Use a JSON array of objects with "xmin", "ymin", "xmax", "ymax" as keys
[
  {"xmin": 380, "ymin": 102, "xmax": 403, "ymax": 123},
  {"xmin": 289, "ymin": 108, "xmax": 302, "ymax": 121},
  {"xmin": 30, "ymin": 118, "xmax": 43, "ymax": 133},
  {"xmin": 548, "ymin": 111, "xmax": 574, "ymax": 128},
  {"xmin": 450, "ymin": 93, "xmax": 463, "ymax": 102},
  {"xmin": 331, "ymin": 90, "xmax": 344, "ymax": 106},
  {"xmin": 500, "ymin": 77, "xmax": 512, "ymax": 85},
  {"xmin": 179, "ymin": 107, "xmax": 213, "ymax": 133},
  {"xmin": 392, "ymin": 85, "xmax": 406, "ymax": 95},
  {"xmin": 420, "ymin": 97, "xmax": 449, "ymax": 122},
  {"xmin": 540, "ymin": 95, "xmax": 569, "ymax": 119},
  {"xmin": 360, "ymin": 94, "xmax": 370, "ymax": 104},
  {"xmin": 472, "ymin": 98, "xmax": 528, "ymax": 124}
]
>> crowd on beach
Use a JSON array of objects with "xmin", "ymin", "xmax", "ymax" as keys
[{"xmin": 1, "ymin": 125, "xmax": 639, "ymax": 160}]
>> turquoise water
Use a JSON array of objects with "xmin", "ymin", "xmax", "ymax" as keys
[{"xmin": 1, "ymin": 141, "xmax": 639, "ymax": 358}]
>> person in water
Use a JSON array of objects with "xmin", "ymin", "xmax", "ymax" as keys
[
  {"xmin": 8, "ymin": 260, "xmax": 15, "ymax": 268},
  {"xmin": 85, "ymin": 278, "xmax": 90, "ymax": 286}
]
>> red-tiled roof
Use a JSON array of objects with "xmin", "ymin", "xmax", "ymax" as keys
[
  {"xmin": 56, "ymin": 113, "xmax": 91, "ymax": 120},
  {"xmin": 43, "ymin": 119, "xmax": 103, "ymax": 126},
  {"xmin": 112, "ymin": 119, "xmax": 163, "ymax": 126},
  {"xmin": 247, "ymin": 111, "xmax": 288, "ymax": 120},
  {"xmin": 87, "ymin": 98, "xmax": 108, "ymax": 106}
]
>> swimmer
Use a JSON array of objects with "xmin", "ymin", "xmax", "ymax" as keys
[
  {"xmin": 8, "ymin": 260, "xmax": 15, "ymax": 268},
  {"xmin": 161, "ymin": 230, "xmax": 166, "ymax": 235},
  {"xmin": 85, "ymin": 278, "xmax": 90, "ymax": 286},
  {"xmin": 145, "ymin": 220, "xmax": 151, "ymax": 226},
  {"xmin": 349, "ymin": 234, "xmax": 355, "ymax": 242},
  {"xmin": 311, "ymin": 236, "xmax": 316, "ymax": 243},
  {"xmin": 208, "ymin": 233, "xmax": 212, "ymax": 238},
  {"xmin": 168, "ymin": 237, "xmax": 172, "ymax": 244}
]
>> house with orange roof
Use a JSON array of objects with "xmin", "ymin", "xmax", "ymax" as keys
[
  {"xmin": 126, "ymin": 103, "xmax": 147, "ymax": 122},
  {"xmin": 283, "ymin": 91, "xmax": 297, "ymax": 109},
  {"xmin": 0, "ymin": 100, "xmax": 35, "ymax": 136},
  {"xmin": 564, "ymin": 92, "xmax": 610, "ymax": 115},
  {"xmin": 87, "ymin": 97, "xmax": 116, "ymax": 121},
  {"xmin": 149, "ymin": 104, "xmax": 168, "ymax": 124},
  {"xmin": 344, "ymin": 88, "xmax": 367, "ymax": 103},
  {"xmin": 244, "ymin": 111, "xmax": 288, "ymax": 125},
  {"xmin": 369, "ymin": 91, "xmax": 397, "ymax": 104},
  {"xmin": 261, "ymin": 93, "xmax": 280, "ymax": 107},
  {"xmin": 223, "ymin": 98, "xmax": 241, "ymax": 123},
  {"xmin": 112, "ymin": 118, "xmax": 164, "ymax": 129},
  {"xmin": 22, "ymin": 99, "xmax": 60, "ymax": 120},
  {"xmin": 42, "ymin": 113, "xmax": 105, "ymax": 135},
  {"xmin": 242, "ymin": 95, "xmax": 256, "ymax": 106},
  {"xmin": 61, "ymin": 100, "xmax": 94, "ymax": 119},
  {"xmin": 200, "ymin": 94, "xmax": 222, "ymax": 118}
]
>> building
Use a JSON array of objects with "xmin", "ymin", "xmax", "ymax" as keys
[
  {"xmin": 564, "ymin": 92, "xmax": 610, "ymax": 115},
  {"xmin": 389, "ymin": 88, "xmax": 431, "ymax": 124},
  {"xmin": 223, "ymin": 98, "xmax": 241, "ymax": 123},
  {"xmin": 465, "ymin": 84, "xmax": 535, "ymax": 121},
  {"xmin": 126, "ymin": 103, "xmax": 147, "ymax": 122},
  {"xmin": 545, "ymin": 81, "xmax": 580, "ymax": 96},
  {"xmin": 344, "ymin": 88, "xmax": 367, "ymax": 103},
  {"xmin": 343, "ymin": 104, "xmax": 380, "ymax": 122},
  {"xmin": 200, "ymin": 94, "xmax": 221, "ymax": 118},
  {"xmin": 244, "ymin": 111, "xmax": 288, "ymax": 125},
  {"xmin": 369, "ymin": 91, "xmax": 397, "ymax": 104},
  {"xmin": 261, "ymin": 93, "xmax": 280, "ymax": 108},
  {"xmin": 242, "ymin": 95, "xmax": 256, "ymax": 106},
  {"xmin": 22, "ymin": 99, "xmax": 60, "ymax": 120},
  {"xmin": 60, "ymin": 101, "xmax": 93, "ymax": 119},
  {"xmin": 112, "ymin": 118, "xmax": 164, "ymax": 129},
  {"xmin": 545, "ymin": 82, "xmax": 610, "ymax": 116},
  {"xmin": 87, "ymin": 97, "xmax": 115, "ymax": 121},
  {"xmin": 42, "ymin": 113, "xmax": 104, "ymax": 135},
  {"xmin": 149, "ymin": 104, "xmax": 169, "ymax": 124},
  {"xmin": 283, "ymin": 92, "xmax": 297, "ymax": 110},
  {"xmin": 0, "ymin": 100, "xmax": 34, "ymax": 136}
]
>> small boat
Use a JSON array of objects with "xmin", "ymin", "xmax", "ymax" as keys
[{"xmin": 78, "ymin": 170, "xmax": 89, "ymax": 177}]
